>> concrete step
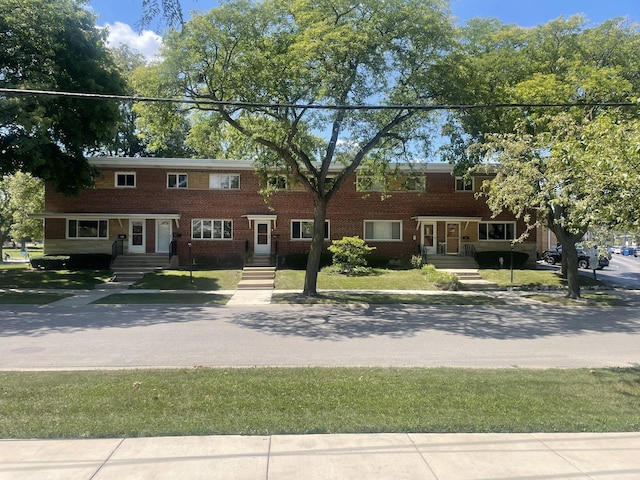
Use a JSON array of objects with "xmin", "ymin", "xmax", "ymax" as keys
[{"xmin": 237, "ymin": 279, "xmax": 275, "ymax": 289}]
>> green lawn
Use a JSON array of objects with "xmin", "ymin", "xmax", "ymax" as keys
[
  {"xmin": 273, "ymin": 292, "xmax": 504, "ymax": 305},
  {"xmin": 276, "ymin": 267, "xmax": 437, "ymax": 290},
  {"xmin": 0, "ymin": 292, "xmax": 71, "ymax": 304},
  {"xmin": 131, "ymin": 269, "xmax": 241, "ymax": 290},
  {"xmin": 479, "ymin": 268, "xmax": 601, "ymax": 287},
  {"xmin": 1, "ymin": 367, "xmax": 638, "ymax": 438},
  {"xmin": 0, "ymin": 268, "xmax": 112, "ymax": 289},
  {"xmin": 94, "ymin": 292, "xmax": 230, "ymax": 304}
]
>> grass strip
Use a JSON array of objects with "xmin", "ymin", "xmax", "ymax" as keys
[
  {"xmin": 272, "ymin": 293, "xmax": 504, "ymax": 305},
  {"xmin": 93, "ymin": 293, "xmax": 230, "ymax": 305},
  {"xmin": 525, "ymin": 293, "xmax": 625, "ymax": 306},
  {"xmin": 0, "ymin": 292, "xmax": 71, "ymax": 304},
  {"xmin": 1, "ymin": 367, "xmax": 639, "ymax": 439},
  {"xmin": 131, "ymin": 269, "xmax": 241, "ymax": 290}
]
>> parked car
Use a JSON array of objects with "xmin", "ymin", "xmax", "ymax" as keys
[
  {"xmin": 635, "ymin": 246, "xmax": 640, "ymax": 257},
  {"xmin": 621, "ymin": 245, "xmax": 636, "ymax": 256},
  {"xmin": 611, "ymin": 246, "xmax": 622, "ymax": 254},
  {"xmin": 542, "ymin": 247, "xmax": 608, "ymax": 269}
]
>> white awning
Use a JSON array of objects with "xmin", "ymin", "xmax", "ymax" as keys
[{"xmin": 242, "ymin": 214, "xmax": 277, "ymax": 228}]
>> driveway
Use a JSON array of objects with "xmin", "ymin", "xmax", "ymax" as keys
[{"xmin": 1, "ymin": 300, "xmax": 639, "ymax": 370}]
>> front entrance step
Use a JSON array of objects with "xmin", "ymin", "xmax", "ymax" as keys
[
  {"xmin": 237, "ymin": 265, "xmax": 276, "ymax": 290},
  {"xmin": 245, "ymin": 254, "xmax": 274, "ymax": 267},
  {"xmin": 108, "ymin": 253, "xmax": 171, "ymax": 286},
  {"xmin": 426, "ymin": 254, "xmax": 478, "ymax": 270}
]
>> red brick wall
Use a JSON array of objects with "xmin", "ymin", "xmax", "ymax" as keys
[{"xmin": 45, "ymin": 166, "xmax": 535, "ymax": 264}]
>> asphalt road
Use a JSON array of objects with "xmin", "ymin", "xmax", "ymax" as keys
[{"xmin": 1, "ymin": 301, "xmax": 639, "ymax": 370}]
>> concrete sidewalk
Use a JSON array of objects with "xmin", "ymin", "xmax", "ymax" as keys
[{"xmin": 2, "ymin": 432, "xmax": 639, "ymax": 479}]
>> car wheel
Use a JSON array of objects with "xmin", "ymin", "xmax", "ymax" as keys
[
  {"xmin": 544, "ymin": 256, "xmax": 556, "ymax": 265},
  {"xmin": 578, "ymin": 259, "xmax": 588, "ymax": 269}
]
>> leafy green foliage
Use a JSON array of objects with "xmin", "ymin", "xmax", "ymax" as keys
[
  {"xmin": 0, "ymin": 0, "xmax": 126, "ymax": 193},
  {"xmin": 134, "ymin": 0, "xmax": 456, "ymax": 295},
  {"xmin": 327, "ymin": 236, "xmax": 375, "ymax": 275}
]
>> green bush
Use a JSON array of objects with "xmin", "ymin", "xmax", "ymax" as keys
[
  {"xmin": 31, "ymin": 255, "xmax": 69, "ymax": 270},
  {"xmin": 421, "ymin": 264, "xmax": 460, "ymax": 290},
  {"xmin": 328, "ymin": 236, "xmax": 375, "ymax": 275},
  {"xmin": 31, "ymin": 254, "xmax": 112, "ymax": 270},
  {"xmin": 475, "ymin": 250, "xmax": 529, "ymax": 269}
]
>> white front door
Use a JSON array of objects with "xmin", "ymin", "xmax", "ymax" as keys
[
  {"xmin": 129, "ymin": 219, "xmax": 146, "ymax": 253},
  {"xmin": 155, "ymin": 219, "xmax": 172, "ymax": 253},
  {"xmin": 421, "ymin": 223, "xmax": 437, "ymax": 255},
  {"xmin": 254, "ymin": 221, "xmax": 271, "ymax": 255}
]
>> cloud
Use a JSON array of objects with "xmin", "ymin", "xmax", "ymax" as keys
[{"xmin": 101, "ymin": 22, "xmax": 162, "ymax": 62}]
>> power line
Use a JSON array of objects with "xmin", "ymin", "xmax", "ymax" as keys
[{"xmin": 1, "ymin": 87, "xmax": 637, "ymax": 111}]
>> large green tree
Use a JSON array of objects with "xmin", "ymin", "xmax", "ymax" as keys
[
  {"xmin": 135, "ymin": 0, "xmax": 455, "ymax": 296},
  {"xmin": 443, "ymin": 16, "xmax": 640, "ymax": 298},
  {"xmin": 0, "ymin": 173, "xmax": 44, "ymax": 260},
  {"xmin": 0, "ymin": 0, "xmax": 127, "ymax": 194}
]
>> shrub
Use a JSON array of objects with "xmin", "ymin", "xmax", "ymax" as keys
[
  {"xmin": 475, "ymin": 250, "xmax": 529, "ymax": 269},
  {"xmin": 328, "ymin": 236, "xmax": 375, "ymax": 275},
  {"xmin": 31, "ymin": 255, "xmax": 69, "ymax": 270},
  {"xmin": 421, "ymin": 264, "xmax": 460, "ymax": 290},
  {"xmin": 31, "ymin": 254, "xmax": 112, "ymax": 270},
  {"xmin": 410, "ymin": 255, "xmax": 424, "ymax": 269}
]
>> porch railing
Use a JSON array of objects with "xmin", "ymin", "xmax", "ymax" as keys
[{"xmin": 112, "ymin": 239, "xmax": 124, "ymax": 259}]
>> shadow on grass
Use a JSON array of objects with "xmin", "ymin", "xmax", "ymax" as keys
[
  {"xmin": 93, "ymin": 293, "xmax": 230, "ymax": 305},
  {"xmin": 273, "ymin": 292, "xmax": 504, "ymax": 305},
  {"xmin": 0, "ymin": 269, "xmax": 111, "ymax": 289},
  {"xmin": 0, "ymin": 293, "xmax": 71, "ymax": 304}
]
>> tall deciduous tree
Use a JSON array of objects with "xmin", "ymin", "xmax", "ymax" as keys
[
  {"xmin": 0, "ymin": 0, "xmax": 127, "ymax": 194},
  {"xmin": 443, "ymin": 16, "xmax": 640, "ymax": 299},
  {"xmin": 0, "ymin": 173, "xmax": 44, "ymax": 259},
  {"xmin": 135, "ymin": 0, "xmax": 455, "ymax": 296}
]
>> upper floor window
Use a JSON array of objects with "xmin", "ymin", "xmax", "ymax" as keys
[
  {"xmin": 478, "ymin": 222, "xmax": 515, "ymax": 241},
  {"xmin": 356, "ymin": 175, "xmax": 385, "ymax": 192},
  {"xmin": 455, "ymin": 176, "xmax": 473, "ymax": 192},
  {"xmin": 291, "ymin": 220, "xmax": 330, "ymax": 240},
  {"xmin": 404, "ymin": 175, "xmax": 426, "ymax": 191},
  {"xmin": 192, "ymin": 219, "xmax": 233, "ymax": 240},
  {"xmin": 67, "ymin": 219, "xmax": 108, "ymax": 239},
  {"xmin": 268, "ymin": 175, "xmax": 288, "ymax": 190},
  {"xmin": 209, "ymin": 174, "xmax": 240, "ymax": 190},
  {"xmin": 115, "ymin": 172, "xmax": 136, "ymax": 188},
  {"xmin": 167, "ymin": 173, "xmax": 188, "ymax": 188},
  {"xmin": 364, "ymin": 220, "xmax": 402, "ymax": 241}
]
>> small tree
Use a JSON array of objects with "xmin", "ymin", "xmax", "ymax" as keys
[{"xmin": 328, "ymin": 236, "xmax": 375, "ymax": 276}]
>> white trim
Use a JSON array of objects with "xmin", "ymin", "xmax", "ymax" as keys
[
  {"xmin": 115, "ymin": 171, "xmax": 136, "ymax": 188},
  {"xmin": 167, "ymin": 172, "xmax": 188, "ymax": 188},
  {"xmin": 243, "ymin": 214, "xmax": 277, "ymax": 229}
]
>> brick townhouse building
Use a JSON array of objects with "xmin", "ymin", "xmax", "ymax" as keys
[{"xmin": 38, "ymin": 157, "xmax": 536, "ymax": 267}]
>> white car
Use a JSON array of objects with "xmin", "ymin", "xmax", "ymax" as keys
[{"xmin": 612, "ymin": 246, "xmax": 622, "ymax": 254}]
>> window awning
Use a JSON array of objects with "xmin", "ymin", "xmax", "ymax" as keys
[
  {"xmin": 242, "ymin": 214, "xmax": 277, "ymax": 228},
  {"xmin": 413, "ymin": 216, "xmax": 483, "ymax": 230}
]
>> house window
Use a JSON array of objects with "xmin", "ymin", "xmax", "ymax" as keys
[
  {"xmin": 115, "ymin": 172, "xmax": 136, "ymax": 188},
  {"xmin": 192, "ymin": 219, "xmax": 233, "ymax": 240},
  {"xmin": 209, "ymin": 174, "xmax": 240, "ymax": 189},
  {"xmin": 167, "ymin": 173, "xmax": 188, "ymax": 188},
  {"xmin": 356, "ymin": 175, "xmax": 385, "ymax": 192},
  {"xmin": 364, "ymin": 220, "xmax": 402, "ymax": 241},
  {"xmin": 404, "ymin": 175, "xmax": 426, "ymax": 191},
  {"xmin": 67, "ymin": 219, "xmax": 108, "ymax": 239},
  {"xmin": 268, "ymin": 175, "xmax": 287, "ymax": 190},
  {"xmin": 291, "ymin": 220, "xmax": 330, "ymax": 240},
  {"xmin": 479, "ymin": 222, "xmax": 515, "ymax": 241},
  {"xmin": 455, "ymin": 176, "xmax": 473, "ymax": 192}
]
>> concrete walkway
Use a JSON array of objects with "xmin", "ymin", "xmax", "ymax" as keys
[{"xmin": 2, "ymin": 432, "xmax": 639, "ymax": 479}]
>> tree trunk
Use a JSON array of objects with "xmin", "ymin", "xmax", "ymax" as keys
[
  {"xmin": 552, "ymin": 226, "xmax": 587, "ymax": 300},
  {"xmin": 302, "ymin": 197, "xmax": 328, "ymax": 296}
]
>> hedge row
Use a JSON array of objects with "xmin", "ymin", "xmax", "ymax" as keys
[
  {"xmin": 31, "ymin": 254, "xmax": 112, "ymax": 270},
  {"xmin": 474, "ymin": 250, "xmax": 529, "ymax": 269}
]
